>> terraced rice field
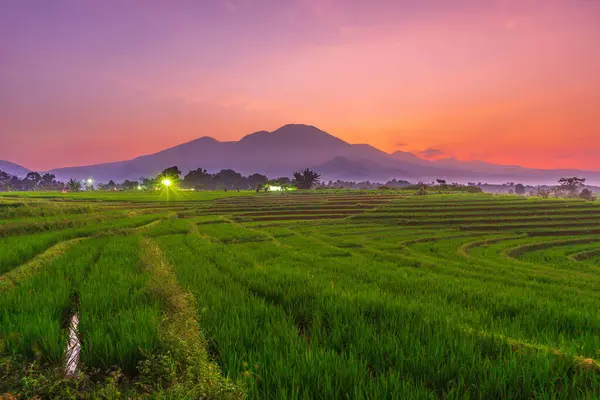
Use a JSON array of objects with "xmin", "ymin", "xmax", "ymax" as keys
[{"xmin": 1, "ymin": 191, "xmax": 600, "ymax": 399}]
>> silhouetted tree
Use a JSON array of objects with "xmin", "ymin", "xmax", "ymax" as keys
[
  {"xmin": 293, "ymin": 168, "xmax": 321, "ymax": 189},
  {"xmin": 276, "ymin": 177, "xmax": 291, "ymax": 185},
  {"xmin": 558, "ymin": 177, "xmax": 586, "ymax": 197},
  {"xmin": 39, "ymin": 173, "xmax": 61, "ymax": 190},
  {"xmin": 183, "ymin": 168, "xmax": 213, "ymax": 190},
  {"xmin": 515, "ymin": 183, "xmax": 526, "ymax": 195},
  {"xmin": 214, "ymin": 169, "xmax": 244, "ymax": 190},
  {"xmin": 101, "ymin": 180, "xmax": 117, "ymax": 191},
  {"xmin": 8, "ymin": 176, "xmax": 22, "ymax": 191},
  {"xmin": 67, "ymin": 179, "xmax": 82, "ymax": 192},
  {"xmin": 122, "ymin": 180, "xmax": 139, "ymax": 190},
  {"xmin": 579, "ymin": 189, "xmax": 596, "ymax": 201},
  {"xmin": 0, "ymin": 170, "xmax": 10, "ymax": 191},
  {"xmin": 247, "ymin": 173, "xmax": 269, "ymax": 190},
  {"xmin": 161, "ymin": 166, "xmax": 182, "ymax": 183},
  {"xmin": 23, "ymin": 172, "xmax": 42, "ymax": 190}
]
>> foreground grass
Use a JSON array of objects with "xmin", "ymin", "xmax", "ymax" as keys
[
  {"xmin": 1, "ymin": 191, "xmax": 600, "ymax": 398},
  {"xmin": 0, "ymin": 206, "xmax": 244, "ymax": 398}
]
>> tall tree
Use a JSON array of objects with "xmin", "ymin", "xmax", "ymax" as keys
[
  {"xmin": 102, "ymin": 180, "xmax": 117, "ymax": 191},
  {"xmin": 536, "ymin": 187, "xmax": 551, "ymax": 198},
  {"xmin": 579, "ymin": 189, "xmax": 596, "ymax": 201},
  {"xmin": 67, "ymin": 179, "xmax": 82, "ymax": 192},
  {"xmin": 293, "ymin": 168, "xmax": 321, "ymax": 189},
  {"xmin": 23, "ymin": 172, "xmax": 42, "ymax": 190},
  {"xmin": 183, "ymin": 168, "xmax": 213, "ymax": 189},
  {"xmin": 515, "ymin": 183, "xmax": 526, "ymax": 195},
  {"xmin": 558, "ymin": 177, "xmax": 586, "ymax": 197},
  {"xmin": 213, "ymin": 169, "xmax": 244, "ymax": 190},
  {"xmin": 39, "ymin": 173, "xmax": 62, "ymax": 190},
  {"xmin": 0, "ymin": 170, "xmax": 10, "ymax": 191},
  {"xmin": 8, "ymin": 176, "xmax": 22, "ymax": 191},
  {"xmin": 161, "ymin": 166, "xmax": 182, "ymax": 182},
  {"xmin": 247, "ymin": 173, "xmax": 269, "ymax": 190}
]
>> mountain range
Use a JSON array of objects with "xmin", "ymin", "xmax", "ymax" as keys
[
  {"xmin": 0, "ymin": 160, "xmax": 31, "ymax": 177},
  {"xmin": 2, "ymin": 124, "xmax": 600, "ymax": 185}
]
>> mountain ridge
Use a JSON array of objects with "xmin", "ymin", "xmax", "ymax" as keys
[
  {"xmin": 3, "ymin": 124, "xmax": 600, "ymax": 184},
  {"xmin": 0, "ymin": 160, "xmax": 30, "ymax": 177}
]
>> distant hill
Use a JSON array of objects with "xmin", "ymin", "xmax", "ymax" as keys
[
  {"xmin": 0, "ymin": 160, "xmax": 30, "ymax": 177},
  {"xmin": 313, "ymin": 156, "xmax": 406, "ymax": 181},
  {"xmin": 34, "ymin": 123, "xmax": 600, "ymax": 184}
]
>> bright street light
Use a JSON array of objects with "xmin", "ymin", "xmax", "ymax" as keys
[{"xmin": 161, "ymin": 179, "xmax": 172, "ymax": 187}]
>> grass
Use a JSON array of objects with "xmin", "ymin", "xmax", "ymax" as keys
[{"xmin": 1, "ymin": 190, "xmax": 600, "ymax": 398}]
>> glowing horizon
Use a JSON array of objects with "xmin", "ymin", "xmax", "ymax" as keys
[{"xmin": 1, "ymin": 0, "xmax": 599, "ymax": 171}]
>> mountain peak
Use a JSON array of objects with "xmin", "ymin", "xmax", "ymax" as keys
[
  {"xmin": 274, "ymin": 123, "xmax": 319, "ymax": 131},
  {"xmin": 272, "ymin": 123, "xmax": 349, "ymax": 144},
  {"xmin": 238, "ymin": 124, "xmax": 350, "ymax": 148},
  {"xmin": 271, "ymin": 123, "xmax": 336, "ymax": 137}
]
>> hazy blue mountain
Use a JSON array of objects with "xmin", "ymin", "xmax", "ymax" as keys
[
  {"xmin": 313, "ymin": 156, "xmax": 406, "ymax": 181},
  {"xmin": 390, "ymin": 150, "xmax": 431, "ymax": 165},
  {"xmin": 0, "ymin": 160, "xmax": 30, "ymax": 177},
  {"xmin": 44, "ymin": 124, "xmax": 600, "ymax": 184}
]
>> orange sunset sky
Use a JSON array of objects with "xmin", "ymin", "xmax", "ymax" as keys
[{"xmin": 1, "ymin": 0, "xmax": 599, "ymax": 171}]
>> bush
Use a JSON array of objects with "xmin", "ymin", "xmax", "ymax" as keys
[{"xmin": 579, "ymin": 189, "xmax": 596, "ymax": 201}]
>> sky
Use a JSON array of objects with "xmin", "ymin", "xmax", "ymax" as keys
[{"xmin": 1, "ymin": 0, "xmax": 599, "ymax": 171}]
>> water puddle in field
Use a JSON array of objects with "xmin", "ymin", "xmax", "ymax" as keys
[{"xmin": 64, "ymin": 313, "xmax": 81, "ymax": 377}]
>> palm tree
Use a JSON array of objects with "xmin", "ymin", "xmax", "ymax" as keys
[{"xmin": 293, "ymin": 168, "xmax": 321, "ymax": 189}]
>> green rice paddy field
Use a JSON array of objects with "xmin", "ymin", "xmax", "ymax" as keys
[{"xmin": 1, "ymin": 190, "xmax": 600, "ymax": 399}]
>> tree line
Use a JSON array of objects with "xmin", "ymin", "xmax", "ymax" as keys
[
  {"xmin": 468, "ymin": 177, "xmax": 596, "ymax": 201},
  {"xmin": 0, "ymin": 167, "xmax": 323, "ymax": 192},
  {"xmin": 0, "ymin": 171, "xmax": 64, "ymax": 192},
  {"xmin": 151, "ymin": 166, "xmax": 321, "ymax": 191},
  {"xmin": 0, "ymin": 167, "xmax": 595, "ymax": 200}
]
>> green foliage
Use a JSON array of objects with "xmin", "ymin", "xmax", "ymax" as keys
[{"xmin": 2, "ymin": 191, "xmax": 600, "ymax": 398}]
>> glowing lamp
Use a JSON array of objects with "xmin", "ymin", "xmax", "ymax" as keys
[
  {"xmin": 86, "ymin": 178, "xmax": 94, "ymax": 184},
  {"xmin": 161, "ymin": 179, "xmax": 172, "ymax": 187}
]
